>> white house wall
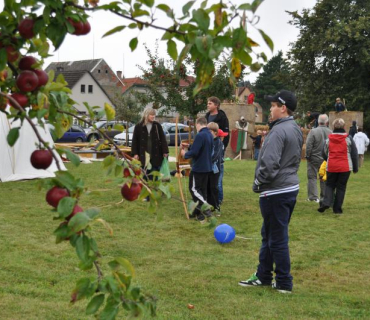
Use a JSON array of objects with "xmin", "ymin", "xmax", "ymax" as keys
[{"xmin": 71, "ymin": 73, "xmax": 115, "ymax": 113}]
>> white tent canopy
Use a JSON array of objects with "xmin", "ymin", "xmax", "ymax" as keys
[{"xmin": 0, "ymin": 111, "xmax": 66, "ymax": 182}]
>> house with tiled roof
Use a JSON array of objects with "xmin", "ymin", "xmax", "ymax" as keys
[
  {"xmin": 45, "ymin": 59, "xmax": 124, "ymax": 114},
  {"xmin": 120, "ymin": 76, "xmax": 195, "ymax": 119}
]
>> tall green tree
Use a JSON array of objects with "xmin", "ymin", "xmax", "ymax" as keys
[
  {"xmin": 253, "ymin": 51, "xmax": 292, "ymax": 116},
  {"xmin": 288, "ymin": 0, "xmax": 370, "ymax": 129}
]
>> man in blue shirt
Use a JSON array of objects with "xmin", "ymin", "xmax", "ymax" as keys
[{"xmin": 181, "ymin": 117, "xmax": 213, "ymax": 223}]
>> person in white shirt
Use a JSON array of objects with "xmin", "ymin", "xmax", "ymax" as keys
[{"xmin": 353, "ymin": 128, "xmax": 369, "ymax": 168}]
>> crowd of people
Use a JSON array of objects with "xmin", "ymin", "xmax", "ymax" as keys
[{"xmin": 130, "ymin": 90, "xmax": 368, "ymax": 294}]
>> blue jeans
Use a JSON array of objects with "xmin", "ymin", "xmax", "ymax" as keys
[
  {"xmin": 254, "ymin": 148, "xmax": 260, "ymax": 160},
  {"xmin": 218, "ymin": 164, "xmax": 224, "ymax": 203},
  {"xmin": 256, "ymin": 190, "xmax": 298, "ymax": 290}
]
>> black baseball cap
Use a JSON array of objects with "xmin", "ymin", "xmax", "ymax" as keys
[{"xmin": 265, "ymin": 90, "xmax": 297, "ymax": 111}]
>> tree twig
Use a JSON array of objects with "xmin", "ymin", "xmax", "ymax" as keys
[
  {"xmin": 94, "ymin": 260, "xmax": 103, "ymax": 281},
  {"xmin": 66, "ymin": 2, "xmax": 186, "ymax": 35},
  {"xmin": 0, "ymin": 92, "xmax": 62, "ymax": 171}
]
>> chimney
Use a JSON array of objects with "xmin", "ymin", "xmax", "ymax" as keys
[{"xmin": 117, "ymin": 71, "xmax": 122, "ymax": 79}]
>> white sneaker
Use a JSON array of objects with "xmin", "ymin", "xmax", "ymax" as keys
[{"xmin": 306, "ymin": 198, "xmax": 319, "ymax": 203}]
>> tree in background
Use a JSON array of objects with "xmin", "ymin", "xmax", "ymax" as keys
[
  {"xmin": 253, "ymin": 51, "xmax": 293, "ymax": 119},
  {"xmin": 138, "ymin": 45, "xmax": 237, "ymax": 125},
  {"xmin": 288, "ymin": 0, "xmax": 370, "ymax": 131}
]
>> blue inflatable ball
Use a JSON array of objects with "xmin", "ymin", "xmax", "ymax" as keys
[{"xmin": 214, "ymin": 224, "xmax": 236, "ymax": 244}]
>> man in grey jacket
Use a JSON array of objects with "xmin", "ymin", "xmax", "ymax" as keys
[
  {"xmin": 239, "ymin": 90, "xmax": 303, "ymax": 294},
  {"xmin": 305, "ymin": 114, "xmax": 332, "ymax": 203}
]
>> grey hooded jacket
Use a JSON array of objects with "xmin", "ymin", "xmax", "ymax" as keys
[
  {"xmin": 254, "ymin": 116, "xmax": 303, "ymax": 194},
  {"xmin": 305, "ymin": 125, "xmax": 332, "ymax": 163}
]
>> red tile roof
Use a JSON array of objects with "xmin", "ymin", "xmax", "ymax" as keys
[{"xmin": 121, "ymin": 76, "xmax": 195, "ymax": 93}]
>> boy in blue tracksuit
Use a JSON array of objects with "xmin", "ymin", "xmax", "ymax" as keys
[{"xmin": 181, "ymin": 117, "xmax": 213, "ymax": 223}]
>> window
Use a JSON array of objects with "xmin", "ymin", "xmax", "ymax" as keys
[
  {"xmin": 81, "ymin": 84, "xmax": 85, "ymax": 93},
  {"xmin": 57, "ymin": 67, "xmax": 63, "ymax": 72},
  {"xmin": 98, "ymin": 69, "xmax": 100, "ymax": 73},
  {"xmin": 105, "ymin": 70, "xmax": 108, "ymax": 74},
  {"xmin": 88, "ymin": 85, "xmax": 93, "ymax": 93},
  {"xmin": 71, "ymin": 126, "xmax": 84, "ymax": 132}
]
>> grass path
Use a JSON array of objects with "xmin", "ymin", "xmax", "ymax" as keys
[{"xmin": 0, "ymin": 157, "xmax": 369, "ymax": 319}]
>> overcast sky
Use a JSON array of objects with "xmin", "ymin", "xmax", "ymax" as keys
[{"xmin": 1, "ymin": 0, "xmax": 317, "ymax": 82}]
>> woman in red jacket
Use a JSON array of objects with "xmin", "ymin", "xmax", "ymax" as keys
[{"xmin": 318, "ymin": 118, "xmax": 358, "ymax": 214}]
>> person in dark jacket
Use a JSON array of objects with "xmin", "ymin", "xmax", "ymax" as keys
[
  {"xmin": 239, "ymin": 90, "xmax": 303, "ymax": 294},
  {"xmin": 206, "ymin": 122, "xmax": 224, "ymax": 215},
  {"xmin": 131, "ymin": 108, "xmax": 169, "ymax": 172},
  {"xmin": 181, "ymin": 117, "xmax": 213, "ymax": 223},
  {"xmin": 348, "ymin": 120, "xmax": 357, "ymax": 138},
  {"xmin": 250, "ymin": 130, "xmax": 262, "ymax": 160},
  {"xmin": 318, "ymin": 118, "xmax": 358, "ymax": 214},
  {"xmin": 205, "ymin": 96, "xmax": 230, "ymax": 150},
  {"xmin": 334, "ymin": 98, "xmax": 345, "ymax": 112}
]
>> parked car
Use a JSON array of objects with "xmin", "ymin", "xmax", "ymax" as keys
[
  {"xmin": 113, "ymin": 126, "xmax": 135, "ymax": 146},
  {"xmin": 162, "ymin": 123, "xmax": 194, "ymax": 146},
  {"xmin": 85, "ymin": 120, "xmax": 132, "ymax": 141},
  {"xmin": 114, "ymin": 125, "xmax": 170, "ymax": 146},
  {"xmin": 54, "ymin": 125, "xmax": 87, "ymax": 143}
]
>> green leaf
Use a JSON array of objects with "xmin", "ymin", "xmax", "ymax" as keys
[
  {"xmin": 84, "ymin": 208, "xmax": 100, "ymax": 220},
  {"xmin": 99, "ymin": 300, "xmax": 119, "ymax": 320},
  {"xmin": 192, "ymin": 8, "xmax": 210, "ymax": 32},
  {"xmin": 54, "ymin": 171, "xmax": 79, "ymax": 190},
  {"xmin": 129, "ymin": 37, "xmax": 138, "ymax": 52},
  {"xmin": 62, "ymin": 148, "xmax": 80, "ymax": 167},
  {"xmin": 238, "ymin": 3, "xmax": 252, "ymax": 11},
  {"xmin": 252, "ymin": 0, "xmax": 264, "ymax": 13},
  {"xmin": 182, "ymin": 1, "xmax": 195, "ymax": 15},
  {"xmin": 156, "ymin": 4, "xmax": 171, "ymax": 14},
  {"xmin": 103, "ymin": 155, "xmax": 115, "ymax": 169},
  {"xmin": 109, "ymin": 257, "xmax": 136, "ymax": 277},
  {"xmin": 104, "ymin": 102, "xmax": 115, "ymax": 120},
  {"xmin": 259, "ymin": 29, "xmax": 274, "ymax": 51},
  {"xmin": 46, "ymin": 21, "xmax": 66, "ymax": 50},
  {"xmin": 57, "ymin": 197, "xmax": 77, "ymax": 219},
  {"xmin": 167, "ymin": 39, "xmax": 178, "ymax": 60},
  {"xmin": 68, "ymin": 212, "xmax": 90, "ymax": 233},
  {"xmin": 103, "ymin": 25, "xmax": 126, "ymax": 38},
  {"xmin": 7, "ymin": 128, "xmax": 20, "ymax": 146},
  {"xmin": 86, "ymin": 294, "xmax": 105, "ymax": 315},
  {"xmin": 76, "ymin": 234, "xmax": 91, "ymax": 263},
  {"xmin": 239, "ymin": 50, "xmax": 252, "ymax": 65},
  {"xmin": 71, "ymin": 278, "xmax": 91, "ymax": 303},
  {"xmin": 0, "ymin": 48, "xmax": 7, "ymax": 71},
  {"xmin": 158, "ymin": 184, "xmax": 171, "ymax": 199},
  {"xmin": 141, "ymin": 0, "xmax": 154, "ymax": 7}
]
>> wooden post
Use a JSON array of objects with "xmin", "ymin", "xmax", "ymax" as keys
[{"xmin": 175, "ymin": 117, "xmax": 189, "ymax": 220}]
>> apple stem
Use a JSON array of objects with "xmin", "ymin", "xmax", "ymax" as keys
[{"xmin": 0, "ymin": 92, "xmax": 62, "ymax": 171}]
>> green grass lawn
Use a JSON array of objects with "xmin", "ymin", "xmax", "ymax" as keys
[{"xmin": 1, "ymin": 156, "xmax": 370, "ymax": 319}]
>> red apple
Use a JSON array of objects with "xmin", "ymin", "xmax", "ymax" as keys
[
  {"xmin": 123, "ymin": 168, "xmax": 131, "ymax": 177},
  {"xmin": 18, "ymin": 18, "xmax": 35, "ymax": 39},
  {"xmin": 46, "ymin": 186, "xmax": 70, "ymax": 208},
  {"xmin": 30, "ymin": 150, "xmax": 53, "ymax": 170},
  {"xmin": 121, "ymin": 181, "xmax": 142, "ymax": 201},
  {"xmin": 67, "ymin": 18, "xmax": 84, "ymax": 35},
  {"xmin": 34, "ymin": 69, "xmax": 48, "ymax": 87},
  {"xmin": 19, "ymin": 56, "xmax": 38, "ymax": 70},
  {"xmin": 5, "ymin": 46, "xmax": 19, "ymax": 62},
  {"xmin": 66, "ymin": 205, "xmax": 83, "ymax": 221},
  {"xmin": 9, "ymin": 93, "xmax": 29, "ymax": 108},
  {"xmin": 134, "ymin": 168, "xmax": 142, "ymax": 176},
  {"xmin": 16, "ymin": 70, "xmax": 39, "ymax": 92},
  {"xmin": 82, "ymin": 21, "xmax": 91, "ymax": 35}
]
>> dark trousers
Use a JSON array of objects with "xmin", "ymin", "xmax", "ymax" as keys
[
  {"xmin": 207, "ymin": 172, "xmax": 220, "ymax": 210},
  {"xmin": 256, "ymin": 190, "xmax": 298, "ymax": 290},
  {"xmin": 189, "ymin": 171, "xmax": 210, "ymax": 214},
  {"xmin": 322, "ymin": 171, "xmax": 350, "ymax": 213}
]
